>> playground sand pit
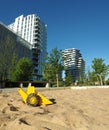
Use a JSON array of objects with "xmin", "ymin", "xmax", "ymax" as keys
[{"xmin": 0, "ymin": 87, "xmax": 109, "ymax": 130}]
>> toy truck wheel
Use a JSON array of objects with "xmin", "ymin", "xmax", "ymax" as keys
[{"xmin": 26, "ymin": 93, "xmax": 40, "ymax": 107}]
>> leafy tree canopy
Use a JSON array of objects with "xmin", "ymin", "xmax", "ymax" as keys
[
  {"xmin": 42, "ymin": 48, "xmax": 63, "ymax": 87},
  {"xmin": 12, "ymin": 57, "xmax": 33, "ymax": 81},
  {"xmin": 91, "ymin": 58, "xmax": 109, "ymax": 85}
]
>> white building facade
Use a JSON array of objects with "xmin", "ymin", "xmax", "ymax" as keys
[
  {"xmin": 8, "ymin": 14, "xmax": 47, "ymax": 80},
  {"xmin": 62, "ymin": 48, "xmax": 85, "ymax": 82}
]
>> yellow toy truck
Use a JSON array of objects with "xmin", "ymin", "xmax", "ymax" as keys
[{"xmin": 18, "ymin": 85, "xmax": 53, "ymax": 107}]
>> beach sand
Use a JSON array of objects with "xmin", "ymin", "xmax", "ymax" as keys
[{"xmin": 0, "ymin": 87, "xmax": 109, "ymax": 130}]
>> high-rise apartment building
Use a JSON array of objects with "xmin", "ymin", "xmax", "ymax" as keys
[
  {"xmin": 8, "ymin": 14, "xmax": 47, "ymax": 80},
  {"xmin": 62, "ymin": 48, "xmax": 85, "ymax": 82}
]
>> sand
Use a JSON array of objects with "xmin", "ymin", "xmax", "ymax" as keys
[{"xmin": 0, "ymin": 87, "xmax": 109, "ymax": 130}]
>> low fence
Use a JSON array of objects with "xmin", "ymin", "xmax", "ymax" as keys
[{"xmin": 0, "ymin": 81, "xmax": 47, "ymax": 88}]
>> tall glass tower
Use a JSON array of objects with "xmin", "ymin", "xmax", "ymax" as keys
[
  {"xmin": 62, "ymin": 48, "xmax": 85, "ymax": 82},
  {"xmin": 8, "ymin": 14, "xmax": 47, "ymax": 80}
]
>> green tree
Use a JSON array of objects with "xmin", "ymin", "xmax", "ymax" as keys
[
  {"xmin": 0, "ymin": 35, "xmax": 16, "ymax": 80},
  {"xmin": 42, "ymin": 63, "xmax": 55, "ymax": 81},
  {"xmin": 12, "ymin": 58, "xmax": 33, "ymax": 81},
  {"xmin": 42, "ymin": 48, "xmax": 63, "ymax": 87},
  {"xmin": 9, "ymin": 53, "xmax": 18, "ymax": 80},
  {"xmin": 64, "ymin": 72, "xmax": 73, "ymax": 86},
  {"xmin": 106, "ymin": 78, "xmax": 109, "ymax": 85},
  {"xmin": 85, "ymin": 67, "xmax": 97, "ymax": 85},
  {"xmin": 92, "ymin": 58, "xmax": 109, "ymax": 85}
]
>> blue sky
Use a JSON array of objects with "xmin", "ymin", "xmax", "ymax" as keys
[{"xmin": 0, "ymin": 0, "xmax": 109, "ymax": 69}]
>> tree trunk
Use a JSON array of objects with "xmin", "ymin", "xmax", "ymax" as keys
[
  {"xmin": 56, "ymin": 73, "xmax": 59, "ymax": 87},
  {"xmin": 99, "ymin": 75, "xmax": 103, "ymax": 86}
]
